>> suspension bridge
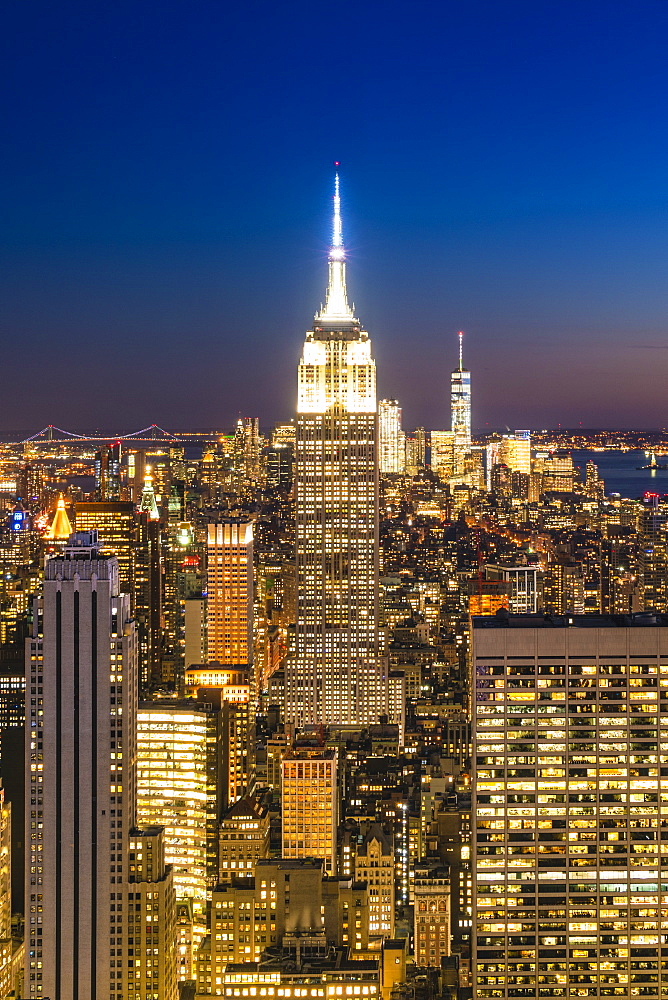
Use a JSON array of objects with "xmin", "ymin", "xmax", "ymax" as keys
[{"xmin": 5, "ymin": 424, "xmax": 213, "ymax": 446}]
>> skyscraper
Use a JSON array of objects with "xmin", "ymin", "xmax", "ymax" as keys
[
  {"xmin": 430, "ymin": 430, "xmax": 455, "ymax": 480},
  {"xmin": 378, "ymin": 399, "xmax": 405, "ymax": 474},
  {"xmin": 26, "ymin": 532, "xmax": 177, "ymax": 1000},
  {"xmin": 451, "ymin": 331, "xmax": 471, "ymax": 476},
  {"xmin": 94, "ymin": 440, "xmax": 122, "ymax": 501},
  {"xmin": 281, "ymin": 747, "xmax": 338, "ymax": 874},
  {"xmin": 25, "ymin": 533, "xmax": 136, "ymax": 997},
  {"xmin": 137, "ymin": 699, "xmax": 224, "ymax": 908},
  {"xmin": 206, "ymin": 519, "xmax": 254, "ymax": 668},
  {"xmin": 472, "ymin": 611, "xmax": 668, "ymax": 1000},
  {"xmin": 285, "ymin": 170, "xmax": 390, "ymax": 727}
]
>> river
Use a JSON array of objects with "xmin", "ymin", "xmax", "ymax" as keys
[{"xmin": 572, "ymin": 449, "xmax": 668, "ymax": 499}]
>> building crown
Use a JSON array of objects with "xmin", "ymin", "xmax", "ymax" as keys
[{"xmin": 317, "ymin": 167, "xmax": 355, "ymax": 323}]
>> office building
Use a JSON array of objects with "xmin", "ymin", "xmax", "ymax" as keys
[
  {"xmin": 206, "ymin": 520, "xmax": 254, "ymax": 668},
  {"xmin": 199, "ymin": 858, "xmax": 371, "ymax": 985},
  {"xmin": 232, "ymin": 417, "xmax": 262, "ymax": 490},
  {"xmin": 639, "ymin": 495, "xmax": 668, "ymax": 612},
  {"xmin": 137, "ymin": 700, "xmax": 224, "ymax": 909},
  {"xmin": 184, "ymin": 668, "xmax": 252, "ymax": 809},
  {"xmin": 378, "ymin": 400, "xmax": 405, "ymax": 474},
  {"xmin": 18, "ymin": 463, "xmax": 45, "ymax": 514},
  {"xmin": 472, "ymin": 612, "xmax": 668, "ymax": 999},
  {"xmin": 499, "ymin": 431, "xmax": 531, "ymax": 476},
  {"xmin": 215, "ymin": 963, "xmax": 379, "ymax": 1000},
  {"xmin": 413, "ymin": 862, "xmax": 451, "ymax": 968},
  {"xmin": 218, "ymin": 794, "xmax": 270, "ymax": 882},
  {"xmin": 25, "ymin": 533, "xmax": 137, "ymax": 998},
  {"xmin": 285, "ymin": 171, "xmax": 390, "ymax": 728},
  {"xmin": 485, "ymin": 564, "xmax": 540, "ymax": 613},
  {"xmin": 75, "ymin": 501, "xmax": 136, "ymax": 597},
  {"xmin": 282, "ymin": 747, "xmax": 338, "ymax": 874},
  {"xmin": 265, "ymin": 444, "xmax": 294, "ymax": 492},
  {"xmin": 451, "ymin": 332, "xmax": 471, "ymax": 476},
  {"xmin": 538, "ymin": 449, "xmax": 577, "ymax": 494},
  {"xmin": 135, "ymin": 508, "xmax": 163, "ymax": 686},
  {"xmin": 430, "ymin": 430, "xmax": 455, "ymax": 480},
  {"xmin": 94, "ymin": 440, "xmax": 122, "ymax": 501},
  {"xmin": 354, "ymin": 824, "xmax": 395, "ymax": 947},
  {"xmin": 127, "ymin": 826, "xmax": 178, "ymax": 1000},
  {"xmin": 0, "ymin": 782, "xmax": 13, "ymax": 996}
]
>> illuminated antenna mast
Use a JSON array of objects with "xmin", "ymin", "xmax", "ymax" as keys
[
  {"xmin": 319, "ymin": 162, "xmax": 353, "ymax": 321},
  {"xmin": 331, "ymin": 165, "xmax": 344, "ymax": 261},
  {"xmin": 458, "ymin": 330, "xmax": 464, "ymax": 372}
]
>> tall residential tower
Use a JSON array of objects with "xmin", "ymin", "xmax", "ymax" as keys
[{"xmin": 285, "ymin": 171, "xmax": 390, "ymax": 727}]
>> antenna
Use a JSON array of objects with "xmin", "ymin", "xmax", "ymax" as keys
[{"xmin": 458, "ymin": 331, "xmax": 464, "ymax": 372}]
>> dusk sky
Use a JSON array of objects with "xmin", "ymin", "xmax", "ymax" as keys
[{"xmin": 2, "ymin": 1, "xmax": 668, "ymax": 432}]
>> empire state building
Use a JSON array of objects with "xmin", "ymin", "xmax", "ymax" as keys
[{"xmin": 285, "ymin": 172, "xmax": 394, "ymax": 728}]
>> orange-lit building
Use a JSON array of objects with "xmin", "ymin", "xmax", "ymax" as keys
[{"xmin": 206, "ymin": 520, "xmax": 253, "ymax": 667}]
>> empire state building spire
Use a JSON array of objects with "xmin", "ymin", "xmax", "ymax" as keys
[
  {"xmin": 287, "ymin": 170, "xmax": 400, "ymax": 733},
  {"xmin": 318, "ymin": 166, "xmax": 354, "ymax": 322}
]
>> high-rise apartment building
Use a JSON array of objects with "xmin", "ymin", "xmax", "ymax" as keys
[
  {"xmin": 282, "ymin": 747, "xmax": 338, "ymax": 874},
  {"xmin": 285, "ymin": 171, "xmax": 390, "ymax": 727},
  {"xmin": 206, "ymin": 520, "xmax": 254, "ymax": 667},
  {"xmin": 472, "ymin": 612, "xmax": 668, "ymax": 1000},
  {"xmin": 451, "ymin": 332, "xmax": 471, "ymax": 476},
  {"xmin": 378, "ymin": 399, "xmax": 405, "ymax": 474},
  {"xmin": 25, "ymin": 534, "xmax": 137, "ymax": 998}
]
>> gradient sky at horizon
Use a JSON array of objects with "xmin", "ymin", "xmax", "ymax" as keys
[{"xmin": 2, "ymin": 0, "xmax": 668, "ymax": 433}]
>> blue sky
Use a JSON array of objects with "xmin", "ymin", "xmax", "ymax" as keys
[{"xmin": 2, "ymin": 0, "xmax": 668, "ymax": 431}]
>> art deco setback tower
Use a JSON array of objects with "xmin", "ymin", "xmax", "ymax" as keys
[
  {"xmin": 285, "ymin": 171, "xmax": 390, "ymax": 727},
  {"xmin": 25, "ymin": 533, "xmax": 137, "ymax": 998},
  {"xmin": 451, "ymin": 331, "xmax": 471, "ymax": 476}
]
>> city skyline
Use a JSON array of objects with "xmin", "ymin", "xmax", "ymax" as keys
[{"xmin": 3, "ymin": 3, "xmax": 668, "ymax": 430}]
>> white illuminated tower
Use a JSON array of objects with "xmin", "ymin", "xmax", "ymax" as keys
[
  {"xmin": 451, "ymin": 331, "xmax": 471, "ymax": 475},
  {"xmin": 285, "ymin": 170, "xmax": 391, "ymax": 727},
  {"xmin": 378, "ymin": 399, "xmax": 405, "ymax": 474}
]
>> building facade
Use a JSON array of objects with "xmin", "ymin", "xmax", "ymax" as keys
[
  {"xmin": 206, "ymin": 520, "xmax": 254, "ymax": 668},
  {"xmin": 137, "ymin": 700, "xmax": 224, "ymax": 910},
  {"xmin": 25, "ymin": 535, "xmax": 136, "ymax": 998},
  {"xmin": 450, "ymin": 332, "xmax": 471, "ymax": 477},
  {"xmin": 378, "ymin": 400, "xmax": 405, "ymax": 475},
  {"xmin": 473, "ymin": 612, "xmax": 668, "ymax": 999},
  {"xmin": 285, "ymin": 172, "xmax": 390, "ymax": 727},
  {"xmin": 281, "ymin": 748, "xmax": 338, "ymax": 874}
]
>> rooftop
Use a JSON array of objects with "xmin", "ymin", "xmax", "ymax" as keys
[{"xmin": 473, "ymin": 610, "xmax": 668, "ymax": 629}]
